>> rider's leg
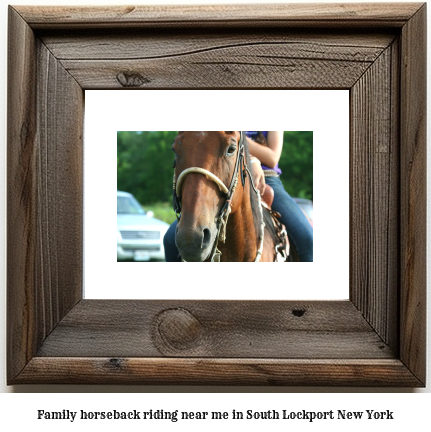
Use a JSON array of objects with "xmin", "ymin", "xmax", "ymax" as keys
[
  {"xmin": 163, "ymin": 219, "xmax": 181, "ymax": 262},
  {"xmin": 265, "ymin": 176, "xmax": 313, "ymax": 262}
]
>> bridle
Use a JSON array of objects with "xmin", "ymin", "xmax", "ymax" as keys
[{"xmin": 172, "ymin": 131, "xmax": 265, "ymax": 262}]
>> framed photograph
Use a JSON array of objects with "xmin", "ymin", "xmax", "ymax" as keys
[{"xmin": 7, "ymin": 3, "xmax": 426, "ymax": 386}]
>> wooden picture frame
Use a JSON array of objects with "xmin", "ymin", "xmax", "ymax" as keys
[{"xmin": 7, "ymin": 3, "xmax": 426, "ymax": 386}]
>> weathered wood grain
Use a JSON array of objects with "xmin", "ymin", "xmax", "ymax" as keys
[
  {"xmin": 38, "ymin": 31, "xmax": 396, "ymax": 89},
  {"xmin": 35, "ymin": 40, "xmax": 84, "ymax": 336},
  {"xmin": 386, "ymin": 38, "xmax": 401, "ymax": 353},
  {"xmin": 36, "ymin": 300, "xmax": 394, "ymax": 359},
  {"xmin": 15, "ymin": 358, "xmax": 423, "ymax": 386},
  {"xmin": 7, "ymin": 6, "xmax": 38, "ymax": 382},
  {"xmin": 16, "ymin": 3, "xmax": 423, "ymax": 29},
  {"xmin": 60, "ymin": 57, "xmax": 371, "ymax": 90},
  {"xmin": 350, "ymin": 44, "xmax": 399, "ymax": 349},
  {"xmin": 399, "ymin": 3, "xmax": 427, "ymax": 385},
  {"xmin": 7, "ymin": 6, "xmax": 83, "ymax": 383},
  {"xmin": 41, "ymin": 31, "xmax": 395, "ymax": 60}
]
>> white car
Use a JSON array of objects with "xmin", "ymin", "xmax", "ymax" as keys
[{"xmin": 117, "ymin": 191, "xmax": 169, "ymax": 261}]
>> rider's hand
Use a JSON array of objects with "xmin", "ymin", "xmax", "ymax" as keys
[{"xmin": 250, "ymin": 157, "xmax": 266, "ymax": 196}]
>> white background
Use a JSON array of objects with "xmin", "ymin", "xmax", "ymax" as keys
[
  {"xmin": 0, "ymin": 0, "xmax": 429, "ymax": 426},
  {"xmin": 85, "ymin": 90, "xmax": 349, "ymax": 300}
]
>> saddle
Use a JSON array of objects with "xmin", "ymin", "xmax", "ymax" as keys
[
  {"xmin": 261, "ymin": 184, "xmax": 274, "ymax": 210},
  {"xmin": 260, "ymin": 184, "xmax": 290, "ymax": 261}
]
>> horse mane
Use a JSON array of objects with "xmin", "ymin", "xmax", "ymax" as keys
[{"xmin": 243, "ymin": 134, "xmax": 279, "ymax": 248}]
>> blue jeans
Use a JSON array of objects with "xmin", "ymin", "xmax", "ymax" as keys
[
  {"xmin": 163, "ymin": 176, "xmax": 313, "ymax": 262},
  {"xmin": 265, "ymin": 176, "xmax": 313, "ymax": 262},
  {"xmin": 163, "ymin": 219, "xmax": 181, "ymax": 262}
]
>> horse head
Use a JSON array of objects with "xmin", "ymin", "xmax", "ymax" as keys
[{"xmin": 172, "ymin": 131, "xmax": 246, "ymax": 262}]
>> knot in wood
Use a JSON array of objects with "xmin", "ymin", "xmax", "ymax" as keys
[
  {"xmin": 108, "ymin": 358, "xmax": 123, "ymax": 369},
  {"xmin": 292, "ymin": 308, "xmax": 306, "ymax": 317},
  {"xmin": 116, "ymin": 71, "xmax": 150, "ymax": 87},
  {"xmin": 155, "ymin": 308, "xmax": 203, "ymax": 351}
]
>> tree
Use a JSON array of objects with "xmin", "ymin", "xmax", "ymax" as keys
[
  {"xmin": 279, "ymin": 131, "xmax": 313, "ymax": 200},
  {"xmin": 117, "ymin": 131, "xmax": 177, "ymax": 205}
]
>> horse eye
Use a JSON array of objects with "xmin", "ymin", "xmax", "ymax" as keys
[{"xmin": 226, "ymin": 145, "xmax": 236, "ymax": 155}]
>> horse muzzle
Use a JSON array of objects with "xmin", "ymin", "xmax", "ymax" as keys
[{"xmin": 175, "ymin": 223, "xmax": 216, "ymax": 262}]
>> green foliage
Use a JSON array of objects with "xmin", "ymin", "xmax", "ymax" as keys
[
  {"xmin": 144, "ymin": 202, "xmax": 177, "ymax": 225},
  {"xmin": 279, "ymin": 131, "xmax": 313, "ymax": 200},
  {"xmin": 117, "ymin": 131, "xmax": 177, "ymax": 205},
  {"xmin": 117, "ymin": 131, "xmax": 313, "ymax": 210}
]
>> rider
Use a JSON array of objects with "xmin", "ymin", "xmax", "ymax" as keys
[
  {"xmin": 245, "ymin": 131, "xmax": 313, "ymax": 262},
  {"xmin": 163, "ymin": 131, "xmax": 313, "ymax": 262}
]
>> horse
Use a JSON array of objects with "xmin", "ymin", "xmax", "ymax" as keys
[{"xmin": 171, "ymin": 131, "xmax": 289, "ymax": 262}]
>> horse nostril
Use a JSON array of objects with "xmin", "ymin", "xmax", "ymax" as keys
[{"xmin": 201, "ymin": 228, "xmax": 212, "ymax": 249}]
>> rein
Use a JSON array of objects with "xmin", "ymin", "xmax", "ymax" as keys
[{"xmin": 173, "ymin": 131, "xmax": 265, "ymax": 262}]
